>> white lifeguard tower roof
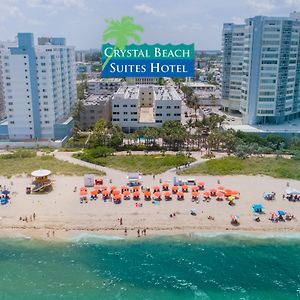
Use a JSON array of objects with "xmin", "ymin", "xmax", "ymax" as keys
[{"xmin": 31, "ymin": 169, "xmax": 52, "ymax": 177}]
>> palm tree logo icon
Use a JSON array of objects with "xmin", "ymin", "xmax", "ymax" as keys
[{"xmin": 102, "ymin": 16, "xmax": 144, "ymax": 70}]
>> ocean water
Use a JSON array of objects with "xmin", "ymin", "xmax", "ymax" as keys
[{"xmin": 0, "ymin": 233, "xmax": 299, "ymax": 300}]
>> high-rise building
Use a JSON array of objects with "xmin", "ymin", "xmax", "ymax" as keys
[
  {"xmin": 0, "ymin": 33, "xmax": 76, "ymax": 141},
  {"xmin": 222, "ymin": 13, "xmax": 300, "ymax": 125}
]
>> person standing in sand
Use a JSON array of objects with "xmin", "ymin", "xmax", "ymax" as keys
[
  {"xmin": 33, "ymin": 212, "xmax": 36, "ymax": 221},
  {"xmin": 124, "ymin": 227, "xmax": 127, "ymax": 236},
  {"xmin": 52, "ymin": 230, "xmax": 55, "ymax": 238},
  {"xmin": 120, "ymin": 217, "xmax": 123, "ymax": 226},
  {"xmin": 137, "ymin": 229, "xmax": 140, "ymax": 237}
]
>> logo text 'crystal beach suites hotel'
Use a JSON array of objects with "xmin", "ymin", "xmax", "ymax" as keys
[{"xmin": 101, "ymin": 17, "xmax": 194, "ymax": 77}]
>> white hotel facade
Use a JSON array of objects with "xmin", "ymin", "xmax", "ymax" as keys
[
  {"xmin": 112, "ymin": 85, "xmax": 182, "ymax": 132},
  {"xmin": 0, "ymin": 33, "xmax": 76, "ymax": 141}
]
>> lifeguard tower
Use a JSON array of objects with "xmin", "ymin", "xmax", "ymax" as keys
[{"xmin": 31, "ymin": 169, "xmax": 52, "ymax": 192}]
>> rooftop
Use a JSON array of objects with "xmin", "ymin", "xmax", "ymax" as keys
[
  {"xmin": 87, "ymin": 78, "xmax": 122, "ymax": 84},
  {"xmin": 114, "ymin": 85, "xmax": 182, "ymax": 101},
  {"xmin": 83, "ymin": 94, "xmax": 111, "ymax": 106}
]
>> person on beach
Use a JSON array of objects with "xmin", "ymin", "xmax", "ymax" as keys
[
  {"xmin": 144, "ymin": 229, "xmax": 147, "ymax": 236},
  {"xmin": 120, "ymin": 218, "xmax": 123, "ymax": 226},
  {"xmin": 137, "ymin": 229, "xmax": 140, "ymax": 237},
  {"xmin": 52, "ymin": 230, "xmax": 55, "ymax": 238},
  {"xmin": 46, "ymin": 231, "xmax": 50, "ymax": 238},
  {"xmin": 30, "ymin": 215, "xmax": 32, "ymax": 222},
  {"xmin": 124, "ymin": 227, "xmax": 127, "ymax": 236},
  {"xmin": 33, "ymin": 213, "xmax": 36, "ymax": 220}
]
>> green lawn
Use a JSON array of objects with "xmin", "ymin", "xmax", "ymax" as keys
[
  {"xmin": 0, "ymin": 155, "xmax": 105, "ymax": 177},
  {"xmin": 179, "ymin": 156, "xmax": 300, "ymax": 180},
  {"xmin": 76, "ymin": 154, "xmax": 195, "ymax": 174}
]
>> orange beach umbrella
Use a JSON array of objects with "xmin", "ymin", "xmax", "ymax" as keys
[
  {"xmin": 144, "ymin": 191, "xmax": 151, "ymax": 197},
  {"xmin": 164, "ymin": 191, "xmax": 171, "ymax": 197},
  {"xmin": 123, "ymin": 191, "xmax": 130, "ymax": 197},
  {"xmin": 133, "ymin": 186, "xmax": 139, "ymax": 191},
  {"xmin": 198, "ymin": 182, "xmax": 205, "ymax": 186},
  {"xmin": 177, "ymin": 191, "xmax": 184, "ymax": 197},
  {"xmin": 162, "ymin": 183, "xmax": 169, "ymax": 187},
  {"xmin": 90, "ymin": 190, "xmax": 98, "ymax": 196},
  {"xmin": 218, "ymin": 185, "xmax": 225, "ymax": 190},
  {"xmin": 204, "ymin": 191, "xmax": 211, "ymax": 197},
  {"xmin": 172, "ymin": 186, "xmax": 179, "ymax": 191},
  {"xmin": 113, "ymin": 194, "xmax": 121, "ymax": 200},
  {"xmin": 192, "ymin": 186, "xmax": 199, "ymax": 192},
  {"xmin": 192, "ymin": 191, "xmax": 199, "ymax": 197},
  {"xmin": 133, "ymin": 191, "xmax": 140, "ymax": 197},
  {"xmin": 80, "ymin": 190, "xmax": 87, "ymax": 196},
  {"xmin": 154, "ymin": 191, "xmax": 161, "ymax": 198},
  {"xmin": 113, "ymin": 189, "xmax": 120, "ymax": 195},
  {"xmin": 102, "ymin": 190, "xmax": 109, "ymax": 196}
]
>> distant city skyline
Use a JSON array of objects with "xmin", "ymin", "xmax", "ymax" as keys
[{"xmin": 0, "ymin": 0, "xmax": 300, "ymax": 50}]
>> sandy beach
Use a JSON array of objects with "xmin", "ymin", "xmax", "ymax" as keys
[{"xmin": 0, "ymin": 172, "xmax": 299, "ymax": 241}]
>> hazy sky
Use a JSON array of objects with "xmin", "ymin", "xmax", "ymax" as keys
[{"xmin": 0, "ymin": 0, "xmax": 300, "ymax": 50}]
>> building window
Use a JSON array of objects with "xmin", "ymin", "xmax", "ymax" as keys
[
  {"xmin": 123, "ymin": 104, "xmax": 127, "ymax": 107},
  {"xmin": 130, "ymin": 104, "xmax": 136, "ymax": 107},
  {"xmin": 114, "ymin": 104, "xmax": 119, "ymax": 108},
  {"xmin": 124, "ymin": 118, "xmax": 128, "ymax": 121},
  {"xmin": 157, "ymin": 106, "xmax": 162, "ymax": 109}
]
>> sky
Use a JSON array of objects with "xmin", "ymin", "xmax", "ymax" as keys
[{"xmin": 0, "ymin": 0, "xmax": 300, "ymax": 50}]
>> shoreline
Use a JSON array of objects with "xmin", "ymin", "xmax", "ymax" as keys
[{"xmin": 1, "ymin": 226, "xmax": 300, "ymax": 243}]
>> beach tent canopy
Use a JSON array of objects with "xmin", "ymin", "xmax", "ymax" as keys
[
  {"xmin": 192, "ymin": 186, "xmax": 199, "ymax": 191},
  {"xmin": 177, "ymin": 191, "xmax": 184, "ymax": 196},
  {"xmin": 102, "ymin": 190, "xmax": 109, "ymax": 196},
  {"xmin": 153, "ymin": 186, "xmax": 160, "ymax": 191},
  {"xmin": 198, "ymin": 181, "xmax": 205, "ymax": 186},
  {"xmin": 80, "ymin": 190, "xmax": 87, "ymax": 196},
  {"xmin": 114, "ymin": 194, "xmax": 121, "ymax": 200},
  {"xmin": 204, "ymin": 191, "xmax": 211, "ymax": 196},
  {"xmin": 113, "ymin": 189, "xmax": 120, "ymax": 195},
  {"xmin": 278, "ymin": 210, "xmax": 286, "ymax": 216},
  {"xmin": 192, "ymin": 191, "xmax": 199, "ymax": 197},
  {"xmin": 164, "ymin": 191, "xmax": 171, "ymax": 197},
  {"xmin": 172, "ymin": 186, "xmax": 179, "ymax": 190},
  {"xmin": 162, "ymin": 183, "xmax": 169, "ymax": 187},
  {"xmin": 218, "ymin": 185, "xmax": 225, "ymax": 190},
  {"xmin": 31, "ymin": 169, "xmax": 51, "ymax": 177},
  {"xmin": 210, "ymin": 188, "xmax": 217, "ymax": 193},
  {"xmin": 216, "ymin": 192, "xmax": 223, "ymax": 197},
  {"xmin": 252, "ymin": 204, "xmax": 264, "ymax": 212},
  {"xmin": 84, "ymin": 174, "xmax": 94, "ymax": 187},
  {"xmin": 123, "ymin": 191, "xmax": 130, "ymax": 196},
  {"xmin": 90, "ymin": 190, "xmax": 98, "ymax": 196},
  {"xmin": 286, "ymin": 188, "xmax": 300, "ymax": 195},
  {"xmin": 144, "ymin": 191, "xmax": 151, "ymax": 197}
]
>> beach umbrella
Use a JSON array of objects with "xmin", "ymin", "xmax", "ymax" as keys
[
  {"xmin": 101, "ymin": 185, "xmax": 108, "ymax": 190},
  {"xmin": 80, "ymin": 190, "xmax": 87, "ymax": 196},
  {"xmin": 231, "ymin": 190, "xmax": 239, "ymax": 195},
  {"xmin": 113, "ymin": 189, "xmax": 120, "ymax": 195},
  {"xmin": 123, "ymin": 191, "xmax": 130, "ymax": 197},
  {"xmin": 90, "ymin": 190, "xmax": 98, "ymax": 196},
  {"xmin": 203, "ymin": 191, "xmax": 211, "ymax": 197},
  {"xmin": 133, "ymin": 186, "xmax": 139, "ymax": 191},
  {"xmin": 172, "ymin": 186, "xmax": 178, "ymax": 191},
  {"xmin": 224, "ymin": 189, "xmax": 232, "ymax": 197},
  {"xmin": 162, "ymin": 183, "xmax": 169, "ymax": 187},
  {"xmin": 164, "ymin": 191, "xmax": 171, "ymax": 197},
  {"xmin": 80, "ymin": 187, "xmax": 87, "ymax": 192},
  {"xmin": 102, "ymin": 190, "xmax": 109, "ymax": 196},
  {"xmin": 192, "ymin": 191, "xmax": 199, "ymax": 198},
  {"xmin": 216, "ymin": 192, "xmax": 223, "ymax": 198},
  {"xmin": 133, "ymin": 191, "xmax": 140, "ymax": 198},
  {"xmin": 210, "ymin": 188, "xmax": 217, "ymax": 196},
  {"xmin": 113, "ymin": 194, "xmax": 121, "ymax": 200},
  {"xmin": 192, "ymin": 186, "xmax": 199, "ymax": 192},
  {"xmin": 121, "ymin": 185, "xmax": 128, "ymax": 191},
  {"xmin": 110, "ymin": 185, "xmax": 117, "ymax": 191},
  {"xmin": 94, "ymin": 184, "xmax": 101, "ymax": 190},
  {"xmin": 177, "ymin": 191, "xmax": 184, "ymax": 196},
  {"xmin": 154, "ymin": 191, "xmax": 161, "ymax": 198},
  {"xmin": 278, "ymin": 210, "xmax": 286, "ymax": 216},
  {"xmin": 218, "ymin": 185, "xmax": 225, "ymax": 190},
  {"xmin": 198, "ymin": 181, "xmax": 205, "ymax": 187},
  {"xmin": 182, "ymin": 184, "xmax": 188, "ymax": 190},
  {"xmin": 153, "ymin": 186, "xmax": 160, "ymax": 192},
  {"xmin": 144, "ymin": 191, "xmax": 151, "ymax": 198},
  {"xmin": 2, "ymin": 190, "xmax": 10, "ymax": 195}
]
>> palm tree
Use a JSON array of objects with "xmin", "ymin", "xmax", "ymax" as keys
[{"xmin": 102, "ymin": 16, "xmax": 144, "ymax": 70}]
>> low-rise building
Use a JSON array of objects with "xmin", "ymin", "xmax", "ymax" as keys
[
  {"xmin": 87, "ymin": 78, "xmax": 122, "ymax": 96},
  {"xmin": 112, "ymin": 85, "xmax": 182, "ymax": 132},
  {"xmin": 182, "ymin": 82, "xmax": 220, "ymax": 106},
  {"xmin": 126, "ymin": 77, "xmax": 159, "ymax": 85},
  {"xmin": 80, "ymin": 94, "xmax": 112, "ymax": 130}
]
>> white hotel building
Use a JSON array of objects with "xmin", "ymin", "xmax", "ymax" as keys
[
  {"xmin": 0, "ymin": 33, "xmax": 76, "ymax": 141},
  {"xmin": 112, "ymin": 85, "xmax": 182, "ymax": 132}
]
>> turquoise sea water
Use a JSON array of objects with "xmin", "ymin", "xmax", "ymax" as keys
[{"xmin": 0, "ymin": 233, "xmax": 299, "ymax": 300}]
